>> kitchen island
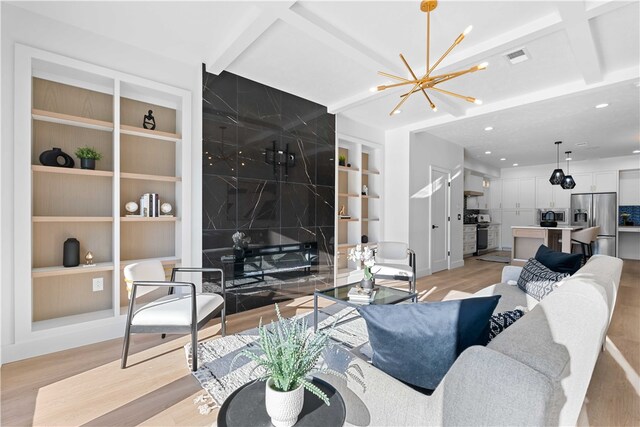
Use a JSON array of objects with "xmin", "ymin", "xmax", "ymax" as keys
[{"xmin": 511, "ymin": 225, "xmax": 583, "ymax": 264}]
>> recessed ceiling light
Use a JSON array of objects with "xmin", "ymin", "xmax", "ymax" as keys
[
  {"xmin": 393, "ymin": 110, "xmax": 402, "ymax": 115},
  {"xmin": 513, "ymin": 163, "xmax": 519, "ymax": 166},
  {"xmin": 485, "ymin": 151, "xmax": 491, "ymax": 154},
  {"xmin": 595, "ymin": 103, "xmax": 609, "ymax": 109},
  {"xmin": 500, "ymin": 158, "xmax": 506, "ymax": 161},
  {"xmin": 575, "ymin": 142, "xmax": 587, "ymax": 147},
  {"xmin": 633, "ymin": 150, "xmax": 640, "ymax": 154},
  {"xmin": 484, "ymin": 126, "xmax": 493, "ymax": 131}
]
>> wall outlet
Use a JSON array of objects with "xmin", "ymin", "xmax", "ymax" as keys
[{"xmin": 92, "ymin": 277, "xmax": 104, "ymax": 292}]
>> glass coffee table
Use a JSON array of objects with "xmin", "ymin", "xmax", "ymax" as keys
[{"xmin": 313, "ymin": 283, "xmax": 417, "ymax": 331}]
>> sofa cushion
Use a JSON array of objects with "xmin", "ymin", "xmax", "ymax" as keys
[
  {"xmin": 535, "ymin": 244, "xmax": 583, "ymax": 275},
  {"xmin": 474, "ymin": 282, "xmax": 540, "ymax": 312},
  {"xmin": 489, "ymin": 309, "xmax": 526, "ymax": 341},
  {"xmin": 517, "ymin": 258, "xmax": 569, "ymax": 301},
  {"xmin": 357, "ymin": 295, "xmax": 500, "ymax": 391}
]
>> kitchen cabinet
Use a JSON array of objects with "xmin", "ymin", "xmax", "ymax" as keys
[
  {"xmin": 619, "ymin": 170, "xmax": 640, "ymax": 206},
  {"xmin": 535, "ymin": 177, "xmax": 571, "ymax": 209},
  {"xmin": 487, "ymin": 225, "xmax": 499, "ymax": 251},
  {"xmin": 463, "ymin": 225, "xmax": 477, "ymax": 256},
  {"xmin": 489, "ymin": 179, "xmax": 502, "ymax": 209},
  {"xmin": 502, "ymin": 178, "xmax": 535, "ymax": 209},
  {"xmin": 501, "ymin": 209, "xmax": 534, "ymax": 248},
  {"xmin": 570, "ymin": 171, "xmax": 617, "ymax": 194}
]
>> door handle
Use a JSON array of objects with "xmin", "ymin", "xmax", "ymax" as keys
[{"xmin": 432, "ymin": 225, "xmax": 439, "ymax": 229}]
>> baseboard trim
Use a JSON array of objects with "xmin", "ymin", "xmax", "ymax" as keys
[{"xmin": 450, "ymin": 259, "xmax": 464, "ymax": 269}]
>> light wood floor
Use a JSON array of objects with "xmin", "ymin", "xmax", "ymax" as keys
[{"xmin": 1, "ymin": 255, "xmax": 638, "ymax": 426}]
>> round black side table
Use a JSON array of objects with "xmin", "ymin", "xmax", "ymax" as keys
[{"xmin": 217, "ymin": 377, "xmax": 346, "ymax": 427}]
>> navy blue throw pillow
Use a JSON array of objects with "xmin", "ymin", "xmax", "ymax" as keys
[
  {"xmin": 357, "ymin": 295, "xmax": 500, "ymax": 391},
  {"xmin": 535, "ymin": 244, "xmax": 582, "ymax": 275}
]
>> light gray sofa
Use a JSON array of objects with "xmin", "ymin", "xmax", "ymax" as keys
[{"xmin": 321, "ymin": 254, "xmax": 623, "ymax": 426}]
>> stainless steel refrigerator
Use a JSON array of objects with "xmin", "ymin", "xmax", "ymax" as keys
[{"xmin": 570, "ymin": 192, "xmax": 617, "ymax": 256}]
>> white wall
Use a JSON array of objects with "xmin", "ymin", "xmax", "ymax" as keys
[
  {"xmin": 337, "ymin": 115, "xmax": 385, "ymax": 145},
  {"xmin": 0, "ymin": 4, "xmax": 202, "ymax": 363},
  {"xmin": 410, "ymin": 132, "xmax": 465, "ymax": 275},
  {"xmin": 464, "ymin": 152, "xmax": 500, "ymax": 178},
  {"xmin": 383, "ymin": 128, "xmax": 411, "ymax": 245}
]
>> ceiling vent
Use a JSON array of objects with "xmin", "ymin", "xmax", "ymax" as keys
[{"xmin": 505, "ymin": 48, "xmax": 529, "ymax": 64}]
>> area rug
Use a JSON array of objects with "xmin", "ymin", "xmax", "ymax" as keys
[
  {"xmin": 186, "ymin": 305, "xmax": 369, "ymax": 414},
  {"xmin": 477, "ymin": 254, "xmax": 511, "ymax": 263}
]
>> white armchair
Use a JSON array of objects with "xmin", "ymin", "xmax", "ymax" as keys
[
  {"xmin": 121, "ymin": 260, "xmax": 225, "ymax": 371},
  {"xmin": 373, "ymin": 242, "xmax": 416, "ymax": 293}
]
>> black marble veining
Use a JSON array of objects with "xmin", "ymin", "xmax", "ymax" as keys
[{"xmin": 202, "ymin": 67, "xmax": 335, "ymax": 314}]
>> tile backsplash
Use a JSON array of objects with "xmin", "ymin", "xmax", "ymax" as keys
[{"xmin": 619, "ymin": 206, "xmax": 640, "ymax": 225}]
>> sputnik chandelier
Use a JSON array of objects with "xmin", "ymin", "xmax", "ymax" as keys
[{"xmin": 375, "ymin": 0, "xmax": 488, "ymax": 116}]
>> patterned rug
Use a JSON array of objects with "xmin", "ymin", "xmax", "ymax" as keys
[
  {"xmin": 186, "ymin": 305, "xmax": 369, "ymax": 414},
  {"xmin": 477, "ymin": 254, "xmax": 511, "ymax": 263}
]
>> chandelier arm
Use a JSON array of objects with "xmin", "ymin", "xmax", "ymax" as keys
[
  {"xmin": 378, "ymin": 71, "xmax": 412, "ymax": 82},
  {"xmin": 379, "ymin": 80, "xmax": 421, "ymax": 91},
  {"xmin": 430, "ymin": 86, "xmax": 476, "ymax": 103},
  {"xmin": 424, "ymin": 67, "xmax": 482, "ymax": 88},
  {"xmin": 400, "ymin": 54, "xmax": 436, "ymax": 109},
  {"xmin": 389, "ymin": 82, "xmax": 421, "ymax": 115},
  {"xmin": 426, "ymin": 10, "xmax": 431, "ymax": 76},
  {"xmin": 427, "ymin": 33, "xmax": 466, "ymax": 76}
]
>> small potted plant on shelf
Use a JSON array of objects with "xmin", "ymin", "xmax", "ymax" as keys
[
  {"xmin": 233, "ymin": 304, "xmax": 340, "ymax": 427},
  {"xmin": 74, "ymin": 146, "xmax": 102, "ymax": 170},
  {"xmin": 338, "ymin": 154, "xmax": 346, "ymax": 167}
]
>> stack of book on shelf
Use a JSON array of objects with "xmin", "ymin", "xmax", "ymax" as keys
[{"xmin": 348, "ymin": 287, "xmax": 376, "ymax": 304}]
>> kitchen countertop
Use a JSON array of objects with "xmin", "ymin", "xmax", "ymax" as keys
[
  {"xmin": 619, "ymin": 226, "xmax": 640, "ymax": 233},
  {"xmin": 511, "ymin": 225, "xmax": 582, "ymax": 230}
]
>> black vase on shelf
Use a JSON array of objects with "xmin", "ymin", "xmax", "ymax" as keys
[
  {"xmin": 63, "ymin": 238, "xmax": 80, "ymax": 267},
  {"xmin": 39, "ymin": 148, "xmax": 75, "ymax": 168}
]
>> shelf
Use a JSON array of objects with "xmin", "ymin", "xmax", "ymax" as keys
[
  {"xmin": 362, "ymin": 218, "xmax": 380, "ymax": 222},
  {"xmin": 337, "ymin": 166, "xmax": 359, "ymax": 172},
  {"xmin": 120, "ymin": 256, "xmax": 181, "ymax": 268},
  {"xmin": 32, "ymin": 109, "xmax": 113, "ymax": 132},
  {"xmin": 362, "ymin": 169, "xmax": 380, "ymax": 175},
  {"xmin": 337, "ymin": 243, "xmax": 358, "ymax": 249},
  {"xmin": 32, "ymin": 216, "xmax": 113, "ymax": 223},
  {"xmin": 32, "ymin": 165, "xmax": 114, "ymax": 177},
  {"xmin": 120, "ymin": 216, "xmax": 177, "ymax": 222},
  {"xmin": 120, "ymin": 124, "xmax": 181, "ymax": 142},
  {"xmin": 32, "ymin": 309, "xmax": 114, "ymax": 332},
  {"xmin": 32, "ymin": 262, "xmax": 115, "ymax": 278},
  {"xmin": 338, "ymin": 218, "xmax": 358, "ymax": 222},
  {"xmin": 120, "ymin": 172, "xmax": 181, "ymax": 182},
  {"xmin": 338, "ymin": 193, "xmax": 360, "ymax": 198},
  {"xmin": 361, "ymin": 195, "xmax": 380, "ymax": 199}
]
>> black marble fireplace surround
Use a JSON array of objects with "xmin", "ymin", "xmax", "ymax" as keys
[{"xmin": 202, "ymin": 67, "xmax": 335, "ymax": 314}]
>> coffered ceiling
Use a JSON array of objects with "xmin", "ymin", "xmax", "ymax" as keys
[{"xmin": 10, "ymin": 1, "xmax": 640, "ymax": 167}]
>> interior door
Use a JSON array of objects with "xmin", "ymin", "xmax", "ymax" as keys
[{"xmin": 431, "ymin": 167, "xmax": 450, "ymax": 273}]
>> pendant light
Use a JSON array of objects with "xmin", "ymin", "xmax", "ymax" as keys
[
  {"xmin": 560, "ymin": 151, "xmax": 576, "ymax": 189},
  {"xmin": 548, "ymin": 141, "xmax": 565, "ymax": 185}
]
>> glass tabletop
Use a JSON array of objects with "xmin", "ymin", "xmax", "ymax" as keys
[{"xmin": 315, "ymin": 283, "xmax": 416, "ymax": 305}]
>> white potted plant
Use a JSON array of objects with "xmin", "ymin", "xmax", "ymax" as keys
[{"xmin": 234, "ymin": 305, "xmax": 340, "ymax": 427}]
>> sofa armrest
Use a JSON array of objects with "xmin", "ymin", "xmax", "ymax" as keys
[
  {"xmin": 501, "ymin": 265, "xmax": 522, "ymax": 283},
  {"xmin": 438, "ymin": 346, "xmax": 553, "ymax": 426}
]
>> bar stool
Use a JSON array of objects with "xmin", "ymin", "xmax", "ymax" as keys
[{"xmin": 571, "ymin": 226, "xmax": 600, "ymax": 262}]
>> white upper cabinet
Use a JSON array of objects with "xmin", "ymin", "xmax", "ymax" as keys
[
  {"xmin": 503, "ymin": 178, "xmax": 535, "ymax": 209},
  {"xmin": 619, "ymin": 170, "xmax": 640, "ymax": 205},
  {"xmin": 489, "ymin": 179, "xmax": 502, "ymax": 209},
  {"xmin": 570, "ymin": 171, "xmax": 617, "ymax": 194},
  {"xmin": 570, "ymin": 173, "xmax": 593, "ymax": 194},
  {"xmin": 536, "ymin": 177, "xmax": 571, "ymax": 208}
]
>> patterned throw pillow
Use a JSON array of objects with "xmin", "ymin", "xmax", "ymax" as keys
[
  {"xmin": 489, "ymin": 309, "xmax": 526, "ymax": 341},
  {"xmin": 517, "ymin": 258, "xmax": 569, "ymax": 301}
]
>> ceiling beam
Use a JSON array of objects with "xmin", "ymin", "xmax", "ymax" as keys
[
  {"xmin": 399, "ymin": 65, "xmax": 639, "ymax": 134},
  {"xmin": 556, "ymin": 2, "xmax": 603, "ymax": 84},
  {"xmin": 205, "ymin": 2, "xmax": 296, "ymax": 75},
  {"xmin": 281, "ymin": 3, "xmax": 403, "ymax": 76}
]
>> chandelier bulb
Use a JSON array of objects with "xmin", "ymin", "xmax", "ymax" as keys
[
  {"xmin": 474, "ymin": 99, "xmax": 483, "ymax": 105},
  {"xmin": 463, "ymin": 25, "xmax": 473, "ymax": 36},
  {"xmin": 477, "ymin": 62, "xmax": 489, "ymax": 70}
]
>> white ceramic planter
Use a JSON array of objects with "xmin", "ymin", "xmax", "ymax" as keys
[{"xmin": 265, "ymin": 378, "xmax": 304, "ymax": 427}]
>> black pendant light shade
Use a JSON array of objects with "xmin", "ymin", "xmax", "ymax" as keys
[
  {"xmin": 560, "ymin": 151, "xmax": 576, "ymax": 190},
  {"xmin": 549, "ymin": 141, "xmax": 565, "ymax": 185}
]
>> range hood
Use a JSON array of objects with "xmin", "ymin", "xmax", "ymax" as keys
[{"xmin": 464, "ymin": 173, "xmax": 484, "ymax": 196}]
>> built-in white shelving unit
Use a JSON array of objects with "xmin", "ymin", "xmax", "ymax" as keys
[{"xmin": 12, "ymin": 44, "xmax": 192, "ymax": 360}]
